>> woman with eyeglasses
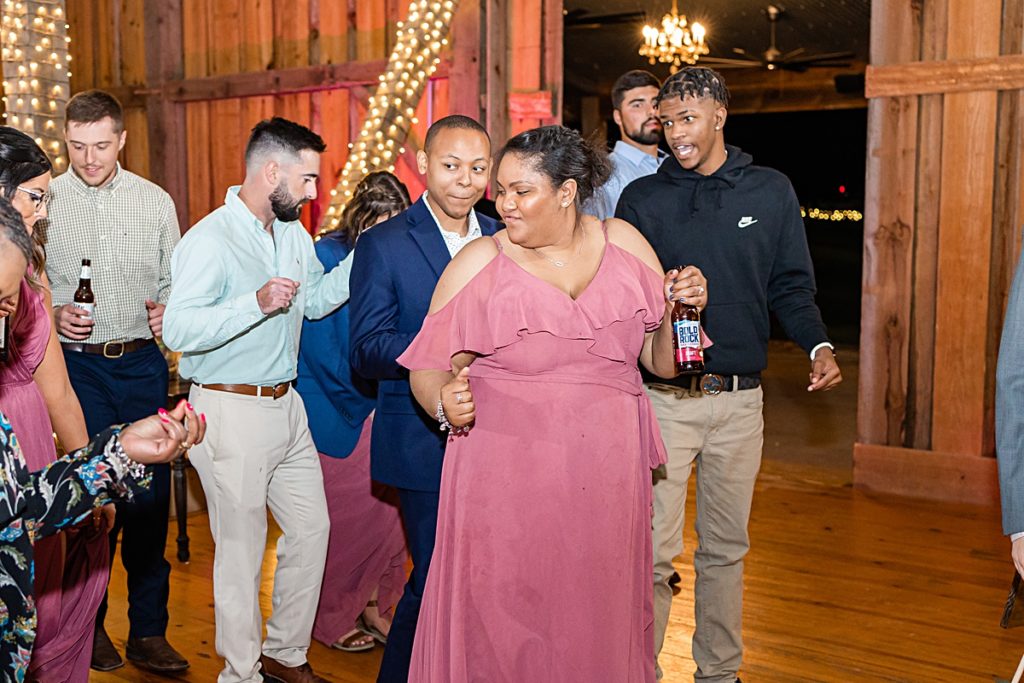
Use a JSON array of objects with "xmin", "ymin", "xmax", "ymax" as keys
[{"xmin": 0, "ymin": 126, "xmax": 104, "ymax": 680}]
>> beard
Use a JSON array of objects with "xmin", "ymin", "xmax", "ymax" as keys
[
  {"xmin": 623, "ymin": 118, "xmax": 662, "ymax": 146},
  {"xmin": 269, "ymin": 182, "xmax": 306, "ymax": 222}
]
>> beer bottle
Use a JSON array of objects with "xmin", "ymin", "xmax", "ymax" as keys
[
  {"xmin": 74, "ymin": 258, "xmax": 95, "ymax": 318},
  {"xmin": 0, "ymin": 316, "xmax": 9, "ymax": 364},
  {"xmin": 671, "ymin": 266, "xmax": 704, "ymax": 374}
]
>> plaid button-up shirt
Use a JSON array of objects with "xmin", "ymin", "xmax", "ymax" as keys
[{"xmin": 43, "ymin": 164, "xmax": 180, "ymax": 344}]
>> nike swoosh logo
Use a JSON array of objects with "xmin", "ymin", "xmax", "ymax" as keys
[{"xmin": 737, "ymin": 217, "xmax": 758, "ymax": 228}]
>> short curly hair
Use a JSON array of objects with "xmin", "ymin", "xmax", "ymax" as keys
[{"xmin": 656, "ymin": 66, "xmax": 730, "ymax": 109}]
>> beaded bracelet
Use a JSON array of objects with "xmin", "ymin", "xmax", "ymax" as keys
[{"xmin": 436, "ymin": 399, "xmax": 468, "ymax": 435}]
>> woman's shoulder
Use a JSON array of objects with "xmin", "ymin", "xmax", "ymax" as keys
[
  {"xmin": 428, "ymin": 234, "xmax": 502, "ymax": 313},
  {"xmin": 600, "ymin": 217, "xmax": 663, "ymax": 274}
]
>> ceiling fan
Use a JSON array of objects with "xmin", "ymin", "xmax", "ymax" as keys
[{"xmin": 702, "ymin": 4, "xmax": 854, "ymax": 71}]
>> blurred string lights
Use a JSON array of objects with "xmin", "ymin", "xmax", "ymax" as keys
[
  {"xmin": 801, "ymin": 207, "xmax": 863, "ymax": 222},
  {"xmin": 0, "ymin": 0, "xmax": 70, "ymax": 170},
  {"xmin": 318, "ymin": 0, "xmax": 457, "ymax": 234}
]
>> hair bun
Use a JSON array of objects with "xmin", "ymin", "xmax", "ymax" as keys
[{"xmin": 496, "ymin": 125, "xmax": 611, "ymax": 206}]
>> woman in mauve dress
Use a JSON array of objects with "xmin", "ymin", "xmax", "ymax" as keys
[
  {"xmin": 398, "ymin": 125, "xmax": 708, "ymax": 682},
  {"xmin": 296, "ymin": 171, "xmax": 411, "ymax": 653},
  {"xmin": 0, "ymin": 126, "xmax": 110, "ymax": 681}
]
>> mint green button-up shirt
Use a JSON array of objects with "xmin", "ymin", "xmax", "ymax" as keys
[{"xmin": 163, "ymin": 187, "xmax": 351, "ymax": 385}]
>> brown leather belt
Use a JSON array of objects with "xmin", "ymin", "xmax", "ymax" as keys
[
  {"xmin": 649, "ymin": 373, "xmax": 761, "ymax": 397},
  {"xmin": 60, "ymin": 338, "xmax": 154, "ymax": 359},
  {"xmin": 202, "ymin": 382, "xmax": 292, "ymax": 400}
]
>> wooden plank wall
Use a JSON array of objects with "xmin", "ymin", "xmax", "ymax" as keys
[
  {"xmin": 855, "ymin": 0, "xmax": 1024, "ymax": 504},
  {"xmin": 63, "ymin": 0, "xmax": 476, "ymax": 230}
]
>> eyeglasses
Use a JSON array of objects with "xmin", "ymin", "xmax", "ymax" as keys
[{"xmin": 16, "ymin": 186, "xmax": 48, "ymax": 211}]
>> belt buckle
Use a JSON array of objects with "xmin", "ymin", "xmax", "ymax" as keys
[
  {"xmin": 700, "ymin": 374, "xmax": 724, "ymax": 396},
  {"xmin": 102, "ymin": 341, "xmax": 125, "ymax": 359},
  {"xmin": 272, "ymin": 382, "xmax": 286, "ymax": 400}
]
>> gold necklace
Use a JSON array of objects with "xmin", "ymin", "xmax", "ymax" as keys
[{"xmin": 532, "ymin": 228, "xmax": 585, "ymax": 268}]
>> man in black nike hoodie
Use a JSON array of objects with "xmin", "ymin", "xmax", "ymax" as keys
[{"xmin": 616, "ymin": 67, "xmax": 842, "ymax": 682}]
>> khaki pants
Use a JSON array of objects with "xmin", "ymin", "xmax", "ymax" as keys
[
  {"xmin": 188, "ymin": 385, "xmax": 330, "ymax": 683},
  {"xmin": 647, "ymin": 384, "xmax": 763, "ymax": 683}
]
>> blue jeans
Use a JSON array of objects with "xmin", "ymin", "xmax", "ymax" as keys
[{"xmin": 63, "ymin": 342, "xmax": 172, "ymax": 639}]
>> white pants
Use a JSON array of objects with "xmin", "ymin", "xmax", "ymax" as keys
[{"xmin": 188, "ymin": 385, "xmax": 330, "ymax": 683}]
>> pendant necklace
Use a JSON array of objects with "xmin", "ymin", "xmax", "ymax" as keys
[{"xmin": 532, "ymin": 228, "xmax": 585, "ymax": 268}]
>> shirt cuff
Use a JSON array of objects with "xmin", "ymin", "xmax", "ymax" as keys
[
  {"xmin": 810, "ymin": 342, "xmax": 835, "ymax": 360},
  {"xmin": 1012, "ymin": 532, "xmax": 1024, "ymax": 542}
]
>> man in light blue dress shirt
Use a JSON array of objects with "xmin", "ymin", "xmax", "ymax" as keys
[
  {"xmin": 584, "ymin": 70, "xmax": 668, "ymax": 220},
  {"xmin": 163, "ymin": 118, "xmax": 348, "ymax": 683}
]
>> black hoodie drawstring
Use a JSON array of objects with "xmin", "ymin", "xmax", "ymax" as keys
[{"xmin": 689, "ymin": 175, "xmax": 737, "ymax": 216}]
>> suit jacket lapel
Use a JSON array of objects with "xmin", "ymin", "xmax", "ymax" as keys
[{"xmin": 408, "ymin": 198, "xmax": 452, "ymax": 279}]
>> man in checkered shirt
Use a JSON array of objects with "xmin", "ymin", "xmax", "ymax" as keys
[{"xmin": 44, "ymin": 90, "xmax": 187, "ymax": 674}]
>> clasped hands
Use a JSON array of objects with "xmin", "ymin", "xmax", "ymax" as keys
[{"xmin": 439, "ymin": 367, "xmax": 474, "ymax": 430}]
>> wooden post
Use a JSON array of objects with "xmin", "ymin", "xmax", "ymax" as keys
[
  {"xmin": 484, "ymin": 0, "xmax": 508, "ymax": 144},
  {"xmin": 143, "ymin": 0, "xmax": 188, "ymax": 230}
]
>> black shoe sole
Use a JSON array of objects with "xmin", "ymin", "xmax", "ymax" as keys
[
  {"xmin": 125, "ymin": 652, "xmax": 190, "ymax": 674},
  {"xmin": 90, "ymin": 660, "xmax": 125, "ymax": 672}
]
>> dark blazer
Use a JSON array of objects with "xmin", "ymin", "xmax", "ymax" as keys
[
  {"xmin": 349, "ymin": 197, "xmax": 500, "ymax": 491},
  {"xmin": 296, "ymin": 232, "xmax": 376, "ymax": 458}
]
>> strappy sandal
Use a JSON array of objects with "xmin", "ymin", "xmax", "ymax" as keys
[
  {"xmin": 356, "ymin": 600, "xmax": 389, "ymax": 645},
  {"xmin": 331, "ymin": 628, "xmax": 375, "ymax": 652}
]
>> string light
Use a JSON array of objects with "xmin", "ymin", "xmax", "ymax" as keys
[
  {"xmin": 801, "ymin": 207, "xmax": 863, "ymax": 222},
  {"xmin": 1, "ymin": 0, "xmax": 70, "ymax": 170},
  {"xmin": 318, "ymin": 0, "xmax": 458, "ymax": 234}
]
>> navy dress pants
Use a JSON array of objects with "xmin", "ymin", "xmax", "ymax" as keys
[
  {"xmin": 377, "ymin": 488, "xmax": 440, "ymax": 683},
  {"xmin": 63, "ymin": 342, "xmax": 172, "ymax": 638}
]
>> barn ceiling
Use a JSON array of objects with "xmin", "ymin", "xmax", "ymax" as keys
[{"xmin": 563, "ymin": 0, "xmax": 870, "ymax": 97}]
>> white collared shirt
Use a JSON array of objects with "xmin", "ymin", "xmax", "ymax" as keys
[{"xmin": 422, "ymin": 191, "xmax": 482, "ymax": 257}]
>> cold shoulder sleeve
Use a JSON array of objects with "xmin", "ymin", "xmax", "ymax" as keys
[{"xmin": 397, "ymin": 256, "xmax": 503, "ymax": 372}]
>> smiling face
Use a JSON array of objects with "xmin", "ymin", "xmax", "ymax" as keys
[
  {"xmin": 614, "ymin": 85, "xmax": 662, "ymax": 147},
  {"xmin": 658, "ymin": 94, "xmax": 727, "ymax": 176},
  {"xmin": 494, "ymin": 152, "xmax": 575, "ymax": 248},
  {"xmin": 65, "ymin": 117, "xmax": 126, "ymax": 188},
  {"xmin": 9, "ymin": 171, "xmax": 51, "ymax": 232},
  {"xmin": 416, "ymin": 128, "xmax": 491, "ymax": 228}
]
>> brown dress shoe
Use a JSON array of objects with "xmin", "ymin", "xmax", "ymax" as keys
[
  {"xmin": 259, "ymin": 654, "xmax": 329, "ymax": 683},
  {"xmin": 125, "ymin": 636, "xmax": 190, "ymax": 673},
  {"xmin": 91, "ymin": 626, "xmax": 124, "ymax": 672}
]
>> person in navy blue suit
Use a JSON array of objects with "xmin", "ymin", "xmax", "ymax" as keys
[
  {"xmin": 296, "ymin": 171, "xmax": 412, "ymax": 654},
  {"xmin": 349, "ymin": 116, "xmax": 499, "ymax": 682}
]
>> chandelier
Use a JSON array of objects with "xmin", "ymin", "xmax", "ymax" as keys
[{"xmin": 639, "ymin": 1, "xmax": 708, "ymax": 72}]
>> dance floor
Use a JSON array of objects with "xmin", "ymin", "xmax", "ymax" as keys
[{"xmin": 92, "ymin": 345, "xmax": 1024, "ymax": 682}]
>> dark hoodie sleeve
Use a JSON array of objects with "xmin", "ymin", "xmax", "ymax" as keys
[
  {"xmin": 767, "ymin": 182, "xmax": 831, "ymax": 353},
  {"xmin": 614, "ymin": 185, "xmax": 640, "ymax": 228}
]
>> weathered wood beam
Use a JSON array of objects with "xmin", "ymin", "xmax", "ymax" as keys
[
  {"xmin": 852, "ymin": 443, "xmax": 998, "ymax": 505},
  {"xmin": 143, "ymin": 0, "xmax": 188, "ymax": 231},
  {"xmin": 866, "ymin": 54, "xmax": 1024, "ymax": 98},
  {"xmin": 105, "ymin": 59, "xmax": 450, "ymax": 109}
]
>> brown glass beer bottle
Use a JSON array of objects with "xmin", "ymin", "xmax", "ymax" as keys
[
  {"xmin": 74, "ymin": 258, "xmax": 95, "ymax": 318},
  {"xmin": 671, "ymin": 266, "xmax": 704, "ymax": 374}
]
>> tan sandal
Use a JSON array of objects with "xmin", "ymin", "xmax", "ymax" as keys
[{"xmin": 331, "ymin": 628, "xmax": 375, "ymax": 652}]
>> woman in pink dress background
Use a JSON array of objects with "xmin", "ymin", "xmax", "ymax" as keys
[
  {"xmin": 399, "ymin": 125, "xmax": 708, "ymax": 682},
  {"xmin": 0, "ymin": 126, "xmax": 108, "ymax": 681}
]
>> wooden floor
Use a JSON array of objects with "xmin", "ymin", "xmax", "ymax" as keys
[
  {"xmin": 87, "ymin": 458, "xmax": 1022, "ymax": 683},
  {"xmin": 91, "ymin": 346, "xmax": 1024, "ymax": 681}
]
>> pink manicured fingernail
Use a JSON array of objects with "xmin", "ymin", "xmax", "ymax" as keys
[
  {"xmin": 157, "ymin": 407, "xmax": 168, "ymax": 416},
  {"xmin": 186, "ymin": 402, "xmax": 194, "ymax": 411},
  {"xmin": 200, "ymin": 413, "xmax": 207, "ymax": 423}
]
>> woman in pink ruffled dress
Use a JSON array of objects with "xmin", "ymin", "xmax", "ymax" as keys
[
  {"xmin": 0, "ymin": 126, "xmax": 106, "ymax": 681},
  {"xmin": 399, "ymin": 126, "xmax": 708, "ymax": 682}
]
